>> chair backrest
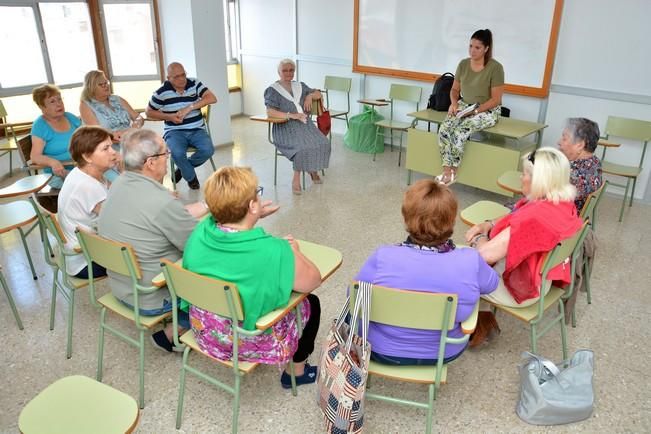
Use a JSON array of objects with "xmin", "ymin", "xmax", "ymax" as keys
[
  {"xmin": 605, "ymin": 116, "xmax": 651, "ymax": 142},
  {"xmin": 324, "ymin": 76, "xmax": 352, "ymax": 93},
  {"xmin": 579, "ymin": 181, "xmax": 607, "ymax": 221},
  {"xmin": 0, "ymin": 100, "xmax": 8, "ymax": 138},
  {"xmin": 17, "ymin": 135, "xmax": 34, "ymax": 170},
  {"xmin": 76, "ymin": 228, "xmax": 142, "ymax": 279},
  {"xmin": 161, "ymin": 259, "xmax": 245, "ymax": 321},
  {"xmin": 350, "ymin": 282, "xmax": 458, "ymax": 331},
  {"xmin": 389, "ymin": 84, "xmax": 422, "ymax": 104},
  {"xmin": 540, "ymin": 221, "xmax": 590, "ymax": 278},
  {"xmin": 201, "ymin": 105, "xmax": 211, "ymax": 137}
]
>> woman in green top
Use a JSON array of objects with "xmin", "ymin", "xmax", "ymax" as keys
[
  {"xmin": 436, "ymin": 29, "xmax": 505, "ymax": 185},
  {"xmin": 183, "ymin": 167, "xmax": 323, "ymax": 388}
]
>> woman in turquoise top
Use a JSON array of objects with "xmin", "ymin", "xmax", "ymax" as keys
[
  {"xmin": 79, "ymin": 70, "xmax": 143, "ymax": 144},
  {"xmin": 30, "ymin": 84, "xmax": 81, "ymax": 200},
  {"xmin": 183, "ymin": 167, "xmax": 322, "ymax": 388}
]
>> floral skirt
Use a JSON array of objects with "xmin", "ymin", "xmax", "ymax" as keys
[{"xmin": 189, "ymin": 298, "xmax": 311, "ymax": 365}]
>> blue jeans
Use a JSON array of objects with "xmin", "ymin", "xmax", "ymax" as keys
[
  {"xmin": 164, "ymin": 128, "xmax": 214, "ymax": 181},
  {"xmin": 119, "ymin": 298, "xmax": 190, "ymax": 329},
  {"xmin": 370, "ymin": 345, "xmax": 466, "ymax": 366}
]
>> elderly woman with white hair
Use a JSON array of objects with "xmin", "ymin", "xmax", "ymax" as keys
[
  {"xmin": 464, "ymin": 148, "xmax": 583, "ymax": 344},
  {"xmin": 264, "ymin": 58, "xmax": 331, "ymax": 195}
]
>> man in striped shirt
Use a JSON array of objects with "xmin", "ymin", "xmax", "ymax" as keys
[{"xmin": 146, "ymin": 62, "xmax": 217, "ymax": 189}]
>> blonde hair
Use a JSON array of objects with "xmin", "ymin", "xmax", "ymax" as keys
[
  {"xmin": 32, "ymin": 84, "xmax": 61, "ymax": 108},
  {"xmin": 81, "ymin": 70, "xmax": 107, "ymax": 102},
  {"xmin": 204, "ymin": 167, "xmax": 258, "ymax": 224},
  {"xmin": 524, "ymin": 147, "xmax": 576, "ymax": 203},
  {"xmin": 277, "ymin": 58, "xmax": 296, "ymax": 73}
]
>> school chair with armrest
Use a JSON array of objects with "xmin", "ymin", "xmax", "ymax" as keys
[
  {"xmin": 482, "ymin": 221, "xmax": 589, "ymax": 360},
  {"xmin": 168, "ymin": 105, "xmax": 218, "ymax": 190},
  {"xmin": 558, "ymin": 222, "xmax": 591, "ymax": 328},
  {"xmin": 0, "ymin": 265, "xmax": 24, "ymax": 330},
  {"xmin": 579, "ymin": 180, "xmax": 607, "ymax": 231},
  {"xmin": 374, "ymin": 84, "xmax": 422, "ymax": 166},
  {"xmin": 459, "ymin": 200, "xmax": 511, "ymax": 227},
  {"xmin": 323, "ymin": 76, "xmax": 352, "ymax": 141},
  {"xmin": 599, "ymin": 116, "xmax": 651, "ymax": 222},
  {"xmin": 75, "ymin": 228, "xmax": 172, "ymax": 409},
  {"xmin": 161, "ymin": 259, "xmax": 301, "ymax": 433},
  {"xmin": 0, "ymin": 99, "xmax": 32, "ymax": 175},
  {"xmin": 16, "ymin": 135, "xmax": 65, "ymax": 213},
  {"xmin": 349, "ymin": 281, "xmax": 479, "ymax": 434},
  {"xmin": 37, "ymin": 208, "xmax": 106, "ymax": 358}
]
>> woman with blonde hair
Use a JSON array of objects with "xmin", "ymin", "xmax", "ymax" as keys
[
  {"xmin": 465, "ymin": 148, "xmax": 583, "ymax": 343},
  {"xmin": 183, "ymin": 167, "xmax": 322, "ymax": 387}
]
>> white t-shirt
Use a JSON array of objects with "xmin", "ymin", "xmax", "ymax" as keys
[{"xmin": 57, "ymin": 167, "xmax": 108, "ymax": 275}]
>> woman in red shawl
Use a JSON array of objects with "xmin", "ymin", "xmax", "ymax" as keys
[{"xmin": 465, "ymin": 148, "xmax": 582, "ymax": 343}]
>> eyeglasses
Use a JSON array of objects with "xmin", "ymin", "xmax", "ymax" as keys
[
  {"xmin": 169, "ymin": 72, "xmax": 187, "ymax": 80},
  {"xmin": 144, "ymin": 149, "xmax": 170, "ymax": 163},
  {"xmin": 528, "ymin": 150, "xmax": 536, "ymax": 165},
  {"xmin": 98, "ymin": 81, "xmax": 110, "ymax": 88},
  {"xmin": 256, "ymin": 186, "xmax": 264, "ymax": 196}
]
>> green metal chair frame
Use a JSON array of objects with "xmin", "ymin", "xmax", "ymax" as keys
[
  {"xmin": 169, "ymin": 104, "xmax": 218, "ymax": 190},
  {"xmin": 349, "ymin": 281, "xmax": 479, "ymax": 434},
  {"xmin": 373, "ymin": 84, "xmax": 422, "ymax": 166},
  {"xmin": 0, "ymin": 99, "xmax": 32, "ymax": 174},
  {"xmin": 599, "ymin": 116, "xmax": 651, "ymax": 222},
  {"xmin": 38, "ymin": 209, "xmax": 107, "ymax": 358},
  {"xmin": 579, "ymin": 180, "xmax": 607, "ymax": 232},
  {"xmin": 76, "ymin": 228, "xmax": 171, "ymax": 409},
  {"xmin": 558, "ymin": 222, "xmax": 591, "ymax": 328},
  {"xmin": 483, "ymin": 221, "xmax": 589, "ymax": 360},
  {"xmin": 161, "ymin": 259, "xmax": 301, "ymax": 433},
  {"xmin": 323, "ymin": 76, "xmax": 352, "ymax": 142},
  {"xmin": 0, "ymin": 266, "xmax": 24, "ymax": 330}
]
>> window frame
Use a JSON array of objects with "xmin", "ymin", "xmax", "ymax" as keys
[
  {"xmin": 223, "ymin": 0, "xmax": 239, "ymax": 65},
  {"xmin": 0, "ymin": 0, "xmax": 164, "ymax": 97}
]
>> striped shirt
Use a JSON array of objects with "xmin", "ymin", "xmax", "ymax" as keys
[{"xmin": 148, "ymin": 78, "xmax": 207, "ymax": 132}]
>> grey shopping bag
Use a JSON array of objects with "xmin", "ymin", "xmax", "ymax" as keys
[{"xmin": 517, "ymin": 350, "xmax": 594, "ymax": 425}]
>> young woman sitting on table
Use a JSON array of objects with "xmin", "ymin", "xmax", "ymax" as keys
[
  {"xmin": 464, "ymin": 148, "xmax": 582, "ymax": 345},
  {"xmin": 436, "ymin": 29, "xmax": 504, "ymax": 186}
]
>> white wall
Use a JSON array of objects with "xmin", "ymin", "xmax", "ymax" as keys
[{"xmin": 238, "ymin": 0, "xmax": 651, "ymax": 201}]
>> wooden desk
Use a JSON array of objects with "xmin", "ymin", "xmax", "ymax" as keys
[
  {"xmin": 497, "ymin": 170, "xmax": 523, "ymax": 195},
  {"xmin": 405, "ymin": 109, "xmax": 546, "ymax": 196}
]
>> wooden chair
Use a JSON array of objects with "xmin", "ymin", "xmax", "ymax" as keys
[
  {"xmin": 161, "ymin": 259, "xmax": 303, "ymax": 433},
  {"xmin": 349, "ymin": 281, "xmax": 479, "ymax": 434},
  {"xmin": 38, "ymin": 208, "xmax": 106, "ymax": 358},
  {"xmin": 323, "ymin": 76, "xmax": 352, "ymax": 142},
  {"xmin": 18, "ymin": 375, "xmax": 139, "ymax": 434},
  {"xmin": 75, "ymin": 229, "xmax": 172, "ymax": 409},
  {"xmin": 0, "ymin": 265, "xmax": 24, "ymax": 330},
  {"xmin": 599, "ymin": 116, "xmax": 651, "ymax": 221},
  {"xmin": 482, "ymin": 221, "xmax": 589, "ymax": 360},
  {"xmin": 374, "ymin": 84, "xmax": 422, "ymax": 166},
  {"xmin": 168, "ymin": 105, "xmax": 218, "ymax": 190}
]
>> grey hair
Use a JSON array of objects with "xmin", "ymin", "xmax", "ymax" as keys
[
  {"xmin": 121, "ymin": 129, "xmax": 161, "ymax": 171},
  {"xmin": 565, "ymin": 118, "xmax": 600, "ymax": 153},
  {"xmin": 277, "ymin": 58, "xmax": 296, "ymax": 73}
]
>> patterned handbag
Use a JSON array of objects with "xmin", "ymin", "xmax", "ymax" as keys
[{"xmin": 317, "ymin": 281, "xmax": 371, "ymax": 433}]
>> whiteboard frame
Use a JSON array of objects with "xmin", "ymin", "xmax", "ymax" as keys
[{"xmin": 352, "ymin": 0, "xmax": 564, "ymax": 98}]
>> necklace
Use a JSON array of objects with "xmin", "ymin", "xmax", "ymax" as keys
[{"xmin": 399, "ymin": 237, "xmax": 456, "ymax": 253}]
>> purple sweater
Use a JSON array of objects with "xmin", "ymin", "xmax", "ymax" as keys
[{"xmin": 355, "ymin": 245, "xmax": 498, "ymax": 359}]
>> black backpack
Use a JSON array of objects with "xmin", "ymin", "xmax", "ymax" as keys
[{"xmin": 427, "ymin": 72, "xmax": 455, "ymax": 111}]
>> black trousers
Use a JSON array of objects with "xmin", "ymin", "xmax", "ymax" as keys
[{"xmin": 293, "ymin": 293, "xmax": 321, "ymax": 363}]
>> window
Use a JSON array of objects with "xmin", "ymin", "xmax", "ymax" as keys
[
  {"xmin": 223, "ymin": 0, "xmax": 238, "ymax": 63},
  {"xmin": 101, "ymin": 2, "xmax": 159, "ymax": 78}
]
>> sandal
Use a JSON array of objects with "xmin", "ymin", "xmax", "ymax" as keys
[
  {"xmin": 292, "ymin": 182, "xmax": 302, "ymax": 195},
  {"xmin": 434, "ymin": 171, "xmax": 456, "ymax": 186},
  {"xmin": 469, "ymin": 311, "xmax": 501, "ymax": 348},
  {"xmin": 310, "ymin": 172, "xmax": 323, "ymax": 184}
]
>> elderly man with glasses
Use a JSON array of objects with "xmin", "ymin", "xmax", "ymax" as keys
[
  {"xmin": 98, "ymin": 129, "xmax": 278, "ymax": 352},
  {"xmin": 146, "ymin": 62, "xmax": 217, "ymax": 190}
]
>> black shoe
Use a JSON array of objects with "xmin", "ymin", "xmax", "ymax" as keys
[
  {"xmin": 174, "ymin": 169, "xmax": 183, "ymax": 184},
  {"xmin": 150, "ymin": 330, "xmax": 185, "ymax": 353},
  {"xmin": 188, "ymin": 177, "xmax": 200, "ymax": 190}
]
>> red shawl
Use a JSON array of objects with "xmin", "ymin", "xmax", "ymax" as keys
[{"xmin": 490, "ymin": 199, "xmax": 582, "ymax": 304}]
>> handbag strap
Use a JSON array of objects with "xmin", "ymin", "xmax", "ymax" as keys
[{"xmin": 522, "ymin": 351, "xmax": 562, "ymax": 378}]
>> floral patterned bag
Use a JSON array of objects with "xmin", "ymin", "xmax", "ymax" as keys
[{"xmin": 316, "ymin": 281, "xmax": 371, "ymax": 433}]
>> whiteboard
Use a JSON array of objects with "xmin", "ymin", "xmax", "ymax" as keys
[{"xmin": 354, "ymin": 0, "xmax": 562, "ymax": 97}]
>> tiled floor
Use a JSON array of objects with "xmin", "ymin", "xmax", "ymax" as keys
[{"xmin": 1, "ymin": 116, "xmax": 650, "ymax": 433}]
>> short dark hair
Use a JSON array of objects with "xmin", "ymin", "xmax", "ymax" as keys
[
  {"xmin": 69, "ymin": 126, "xmax": 113, "ymax": 167},
  {"xmin": 471, "ymin": 29, "xmax": 493, "ymax": 65},
  {"xmin": 401, "ymin": 180, "xmax": 457, "ymax": 246},
  {"xmin": 565, "ymin": 118, "xmax": 600, "ymax": 153}
]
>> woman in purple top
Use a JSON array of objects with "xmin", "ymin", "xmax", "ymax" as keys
[{"xmin": 355, "ymin": 180, "xmax": 498, "ymax": 365}]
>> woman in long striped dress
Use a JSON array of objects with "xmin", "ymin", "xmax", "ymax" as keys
[{"xmin": 264, "ymin": 58, "xmax": 331, "ymax": 195}]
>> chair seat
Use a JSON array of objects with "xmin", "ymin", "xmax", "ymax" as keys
[
  {"xmin": 482, "ymin": 287, "xmax": 564, "ymax": 322},
  {"xmin": 0, "ymin": 137, "xmax": 18, "ymax": 151},
  {"xmin": 0, "ymin": 200, "xmax": 38, "ymax": 233},
  {"xmin": 18, "ymin": 375, "xmax": 139, "ymax": 434},
  {"xmin": 375, "ymin": 119, "xmax": 412, "ymax": 130},
  {"xmin": 98, "ymin": 293, "xmax": 171, "ymax": 328},
  {"xmin": 368, "ymin": 360, "xmax": 447, "ymax": 385},
  {"xmin": 460, "ymin": 200, "xmax": 510, "ymax": 226},
  {"xmin": 180, "ymin": 330, "xmax": 259, "ymax": 374},
  {"xmin": 601, "ymin": 161, "xmax": 641, "ymax": 178},
  {"xmin": 329, "ymin": 109, "xmax": 348, "ymax": 118}
]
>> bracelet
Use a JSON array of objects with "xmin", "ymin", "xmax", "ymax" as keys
[{"xmin": 470, "ymin": 233, "xmax": 488, "ymax": 248}]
